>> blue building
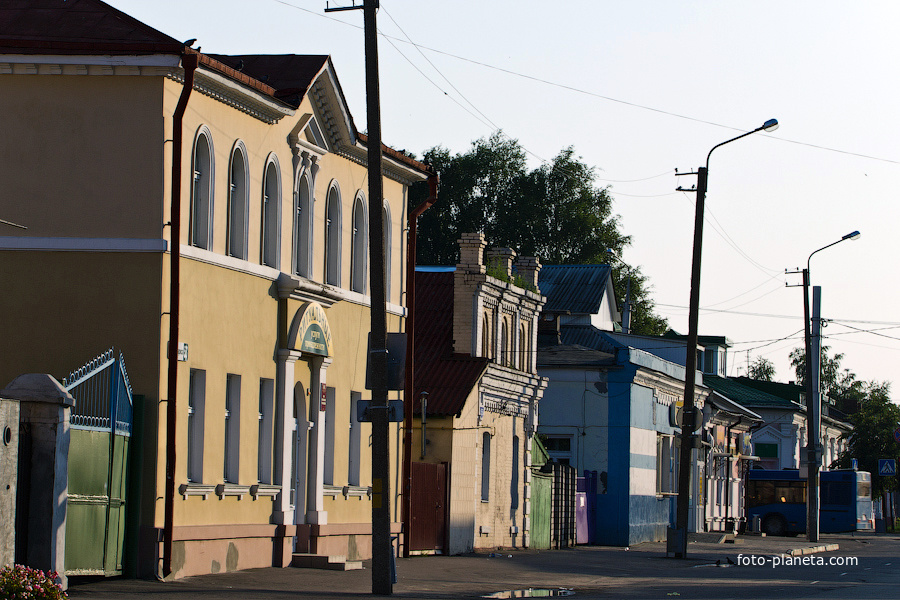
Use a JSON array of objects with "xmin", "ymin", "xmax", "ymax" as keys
[{"xmin": 536, "ymin": 266, "xmax": 707, "ymax": 545}]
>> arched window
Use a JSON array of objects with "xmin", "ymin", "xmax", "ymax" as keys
[
  {"xmin": 325, "ymin": 183, "xmax": 342, "ymax": 286},
  {"xmin": 294, "ymin": 174, "xmax": 312, "ymax": 277},
  {"xmin": 227, "ymin": 142, "xmax": 249, "ymax": 259},
  {"xmin": 350, "ymin": 193, "xmax": 367, "ymax": 293},
  {"xmin": 482, "ymin": 314, "xmax": 492, "ymax": 359},
  {"xmin": 261, "ymin": 156, "xmax": 281, "ymax": 268},
  {"xmin": 190, "ymin": 128, "xmax": 214, "ymax": 250},
  {"xmin": 383, "ymin": 203, "xmax": 392, "ymax": 300}
]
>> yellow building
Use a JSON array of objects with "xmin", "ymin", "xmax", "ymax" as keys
[{"xmin": 0, "ymin": 0, "xmax": 430, "ymax": 579}]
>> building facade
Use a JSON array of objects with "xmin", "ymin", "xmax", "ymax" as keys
[
  {"xmin": 0, "ymin": 0, "xmax": 430, "ymax": 579},
  {"xmin": 411, "ymin": 234, "xmax": 547, "ymax": 554}
]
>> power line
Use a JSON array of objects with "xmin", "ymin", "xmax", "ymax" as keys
[{"xmin": 270, "ymin": 0, "xmax": 900, "ymax": 167}]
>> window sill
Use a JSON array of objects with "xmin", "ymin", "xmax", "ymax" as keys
[
  {"xmin": 250, "ymin": 484, "xmax": 281, "ymax": 500},
  {"xmin": 179, "ymin": 483, "xmax": 216, "ymax": 500},
  {"xmin": 215, "ymin": 483, "xmax": 252, "ymax": 500}
]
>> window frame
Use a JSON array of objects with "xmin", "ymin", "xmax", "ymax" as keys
[
  {"xmin": 226, "ymin": 141, "xmax": 250, "ymax": 259},
  {"xmin": 189, "ymin": 127, "xmax": 215, "ymax": 250},
  {"xmin": 325, "ymin": 182, "xmax": 342, "ymax": 286},
  {"xmin": 261, "ymin": 154, "xmax": 282, "ymax": 268}
]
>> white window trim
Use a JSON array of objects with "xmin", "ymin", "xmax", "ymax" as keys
[
  {"xmin": 261, "ymin": 153, "xmax": 282, "ymax": 268},
  {"xmin": 190, "ymin": 127, "xmax": 215, "ymax": 250},
  {"xmin": 227, "ymin": 141, "xmax": 250, "ymax": 260}
]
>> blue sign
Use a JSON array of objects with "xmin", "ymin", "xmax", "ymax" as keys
[
  {"xmin": 878, "ymin": 459, "xmax": 896, "ymax": 477},
  {"xmin": 894, "ymin": 427, "xmax": 900, "ymax": 444}
]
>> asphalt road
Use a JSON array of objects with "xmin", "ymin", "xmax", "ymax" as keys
[{"xmin": 66, "ymin": 533, "xmax": 900, "ymax": 600}]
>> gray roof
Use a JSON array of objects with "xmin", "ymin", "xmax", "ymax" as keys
[
  {"xmin": 537, "ymin": 344, "xmax": 615, "ymax": 367},
  {"xmin": 538, "ymin": 265, "xmax": 614, "ymax": 315}
]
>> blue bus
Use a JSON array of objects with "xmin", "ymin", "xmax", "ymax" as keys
[{"xmin": 747, "ymin": 469, "xmax": 874, "ymax": 536}]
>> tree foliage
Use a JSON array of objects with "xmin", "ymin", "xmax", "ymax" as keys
[
  {"xmin": 748, "ymin": 356, "xmax": 776, "ymax": 381},
  {"xmin": 410, "ymin": 132, "xmax": 668, "ymax": 335},
  {"xmin": 834, "ymin": 382, "xmax": 899, "ymax": 498}
]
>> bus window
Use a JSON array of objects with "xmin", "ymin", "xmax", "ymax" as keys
[
  {"xmin": 822, "ymin": 481, "xmax": 852, "ymax": 505},
  {"xmin": 749, "ymin": 481, "xmax": 775, "ymax": 507},
  {"xmin": 774, "ymin": 481, "xmax": 806, "ymax": 504},
  {"xmin": 858, "ymin": 480, "xmax": 871, "ymax": 499}
]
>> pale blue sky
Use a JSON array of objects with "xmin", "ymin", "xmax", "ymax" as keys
[{"xmin": 107, "ymin": 0, "xmax": 900, "ymax": 389}]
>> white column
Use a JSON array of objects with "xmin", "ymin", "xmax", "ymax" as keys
[
  {"xmin": 273, "ymin": 349, "xmax": 301, "ymax": 525},
  {"xmin": 306, "ymin": 356, "xmax": 332, "ymax": 524}
]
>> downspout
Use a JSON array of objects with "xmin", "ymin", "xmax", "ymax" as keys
[
  {"xmin": 401, "ymin": 172, "xmax": 438, "ymax": 558},
  {"xmin": 163, "ymin": 51, "xmax": 199, "ymax": 579}
]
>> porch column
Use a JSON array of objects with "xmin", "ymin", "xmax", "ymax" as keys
[
  {"xmin": 306, "ymin": 356, "xmax": 332, "ymax": 524},
  {"xmin": 273, "ymin": 349, "xmax": 302, "ymax": 525}
]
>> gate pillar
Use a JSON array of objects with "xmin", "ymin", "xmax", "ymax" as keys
[{"xmin": 2, "ymin": 374, "xmax": 74, "ymax": 589}]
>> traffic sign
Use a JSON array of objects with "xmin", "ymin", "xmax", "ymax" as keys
[
  {"xmin": 894, "ymin": 426, "xmax": 900, "ymax": 444},
  {"xmin": 878, "ymin": 459, "xmax": 896, "ymax": 477}
]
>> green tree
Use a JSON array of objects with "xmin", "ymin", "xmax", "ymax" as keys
[
  {"xmin": 748, "ymin": 356, "xmax": 776, "ymax": 381},
  {"xmin": 410, "ymin": 133, "xmax": 668, "ymax": 335},
  {"xmin": 834, "ymin": 382, "xmax": 899, "ymax": 498},
  {"xmin": 790, "ymin": 346, "xmax": 867, "ymax": 413}
]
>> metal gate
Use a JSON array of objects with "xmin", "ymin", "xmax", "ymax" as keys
[
  {"xmin": 63, "ymin": 349, "xmax": 133, "ymax": 576},
  {"xmin": 409, "ymin": 462, "xmax": 447, "ymax": 553}
]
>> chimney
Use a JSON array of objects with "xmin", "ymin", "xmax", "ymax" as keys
[
  {"xmin": 514, "ymin": 256, "xmax": 541, "ymax": 291},
  {"xmin": 485, "ymin": 247, "xmax": 516, "ymax": 280},
  {"xmin": 457, "ymin": 232, "xmax": 487, "ymax": 274}
]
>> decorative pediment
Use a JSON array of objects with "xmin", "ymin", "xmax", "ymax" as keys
[{"xmin": 289, "ymin": 113, "xmax": 329, "ymax": 157}]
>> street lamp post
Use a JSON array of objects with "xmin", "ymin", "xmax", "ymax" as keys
[
  {"xmin": 801, "ymin": 230, "xmax": 860, "ymax": 542},
  {"xmin": 671, "ymin": 119, "xmax": 778, "ymax": 559}
]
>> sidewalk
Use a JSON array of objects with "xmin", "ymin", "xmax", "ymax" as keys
[{"xmin": 65, "ymin": 532, "xmax": 881, "ymax": 600}]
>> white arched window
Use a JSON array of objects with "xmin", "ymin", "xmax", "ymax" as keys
[
  {"xmin": 227, "ymin": 142, "xmax": 249, "ymax": 259},
  {"xmin": 383, "ymin": 203, "xmax": 392, "ymax": 300},
  {"xmin": 350, "ymin": 193, "xmax": 368, "ymax": 293},
  {"xmin": 261, "ymin": 155, "xmax": 281, "ymax": 268},
  {"xmin": 190, "ymin": 127, "xmax": 214, "ymax": 250},
  {"xmin": 294, "ymin": 174, "xmax": 313, "ymax": 277},
  {"xmin": 325, "ymin": 183, "xmax": 342, "ymax": 286}
]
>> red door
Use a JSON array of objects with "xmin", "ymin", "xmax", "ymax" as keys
[{"xmin": 410, "ymin": 462, "xmax": 447, "ymax": 552}]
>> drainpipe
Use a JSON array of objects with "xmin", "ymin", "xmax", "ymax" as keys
[
  {"xmin": 163, "ymin": 51, "xmax": 199, "ymax": 579},
  {"xmin": 401, "ymin": 172, "xmax": 438, "ymax": 558}
]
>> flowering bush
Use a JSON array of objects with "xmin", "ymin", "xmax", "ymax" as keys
[{"xmin": 0, "ymin": 564, "xmax": 68, "ymax": 600}]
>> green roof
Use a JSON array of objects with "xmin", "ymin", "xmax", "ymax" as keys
[{"xmin": 703, "ymin": 375, "xmax": 801, "ymax": 410}]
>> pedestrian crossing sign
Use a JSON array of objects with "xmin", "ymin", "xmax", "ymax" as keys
[{"xmin": 878, "ymin": 459, "xmax": 896, "ymax": 476}]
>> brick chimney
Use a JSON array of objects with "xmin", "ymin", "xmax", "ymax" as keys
[
  {"xmin": 457, "ymin": 232, "xmax": 487, "ymax": 274},
  {"xmin": 485, "ymin": 247, "xmax": 516, "ymax": 280},
  {"xmin": 514, "ymin": 256, "xmax": 541, "ymax": 291}
]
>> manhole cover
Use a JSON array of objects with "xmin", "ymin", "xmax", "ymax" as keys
[{"xmin": 482, "ymin": 589, "xmax": 575, "ymax": 598}]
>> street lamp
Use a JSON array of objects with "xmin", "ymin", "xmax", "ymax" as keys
[
  {"xmin": 671, "ymin": 118, "xmax": 778, "ymax": 559},
  {"xmin": 802, "ymin": 230, "xmax": 860, "ymax": 543}
]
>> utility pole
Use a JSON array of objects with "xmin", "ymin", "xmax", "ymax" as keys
[
  {"xmin": 325, "ymin": 0, "xmax": 391, "ymax": 593},
  {"xmin": 808, "ymin": 285, "xmax": 822, "ymax": 542},
  {"xmin": 672, "ymin": 165, "xmax": 708, "ymax": 559},
  {"xmin": 670, "ymin": 118, "xmax": 777, "ymax": 559}
]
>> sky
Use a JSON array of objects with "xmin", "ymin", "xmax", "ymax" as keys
[{"xmin": 105, "ymin": 0, "xmax": 900, "ymax": 391}]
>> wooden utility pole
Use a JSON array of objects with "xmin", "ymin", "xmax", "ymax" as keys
[{"xmin": 325, "ymin": 0, "xmax": 391, "ymax": 593}]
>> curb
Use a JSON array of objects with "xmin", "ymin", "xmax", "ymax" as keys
[{"xmin": 786, "ymin": 543, "xmax": 840, "ymax": 556}]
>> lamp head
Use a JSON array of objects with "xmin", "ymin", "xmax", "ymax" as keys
[
  {"xmin": 762, "ymin": 118, "xmax": 779, "ymax": 132},
  {"xmin": 842, "ymin": 230, "xmax": 861, "ymax": 241}
]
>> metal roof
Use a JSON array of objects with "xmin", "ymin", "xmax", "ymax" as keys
[
  {"xmin": 538, "ymin": 265, "xmax": 613, "ymax": 315},
  {"xmin": 703, "ymin": 375, "xmax": 801, "ymax": 410},
  {"xmin": 413, "ymin": 271, "xmax": 489, "ymax": 417}
]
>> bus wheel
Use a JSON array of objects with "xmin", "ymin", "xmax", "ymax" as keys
[{"xmin": 762, "ymin": 514, "xmax": 787, "ymax": 536}]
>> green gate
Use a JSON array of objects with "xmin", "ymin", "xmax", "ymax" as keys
[
  {"xmin": 530, "ymin": 470, "xmax": 552, "ymax": 549},
  {"xmin": 63, "ymin": 349, "xmax": 133, "ymax": 576}
]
